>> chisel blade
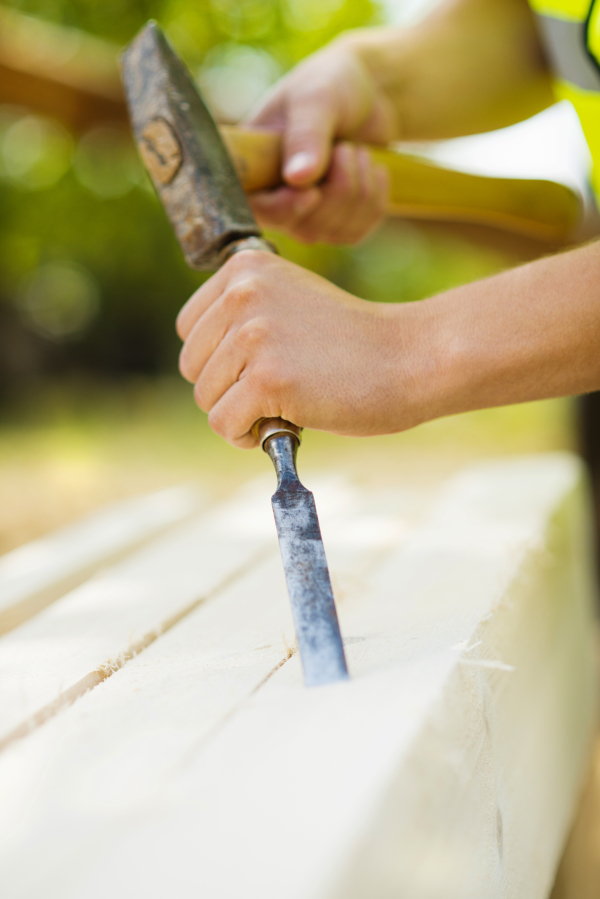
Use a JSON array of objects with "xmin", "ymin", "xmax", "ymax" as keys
[{"xmin": 266, "ymin": 434, "xmax": 348, "ymax": 687}]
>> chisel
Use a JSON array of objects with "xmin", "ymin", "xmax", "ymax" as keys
[{"xmin": 121, "ymin": 22, "xmax": 348, "ymax": 687}]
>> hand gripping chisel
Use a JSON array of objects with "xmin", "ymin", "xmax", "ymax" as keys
[{"xmin": 121, "ymin": 22, "xmax": 348, "ymax": 687}]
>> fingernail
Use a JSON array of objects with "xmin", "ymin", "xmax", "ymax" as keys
[{"xmin": 285, "ymin": 151, "xmax": 315, "ymax": 181}]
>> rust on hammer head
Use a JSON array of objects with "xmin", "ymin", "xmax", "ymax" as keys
[{"xmin": 121, "ymin": 22, "xmax": 260, "ymax": 270}]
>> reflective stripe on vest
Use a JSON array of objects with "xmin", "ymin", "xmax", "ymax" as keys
[{"xmin": 529, "ymin": 0, "xmax": 600, "ymax": 198}]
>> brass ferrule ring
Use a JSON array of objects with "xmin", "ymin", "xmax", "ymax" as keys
[
  {"xmin": 220, "ymin": 236, "xmax": 279, "ymax": 264},
  {"xmin": 252, "ymin": 417, "xmax": 302, "ymax": 451}
]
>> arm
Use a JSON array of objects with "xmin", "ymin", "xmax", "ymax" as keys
[
  {"xmin": 350, "ymin": 0, "xmax": 554, "ymax": 142},
  {"xmin": 176, "ymin": 247, "xmax": 600, "ymax": 448},
  {"xmin": 246, "ymin": 0, "xmax": 554, "ymax": 243}
]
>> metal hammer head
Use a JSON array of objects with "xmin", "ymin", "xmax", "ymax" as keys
[{"xmin": 121, "ymin": 22, "xmax": 260, "ymax": 270}]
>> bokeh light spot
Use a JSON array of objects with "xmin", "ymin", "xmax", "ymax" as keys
[
  {"xmin": 2, "ymin": 114, "xmax": 73, "ymax": 190},
  {"xmin": 74, "ymin": 126, "xmax": 140, "ymax": 198},
  {"xmin": 17, "ymin": 261, "xmax": 100, "ymax": 341},
  {"xmin": 199, "ymin": 43, "xmax": 281, "ymax": 122}
]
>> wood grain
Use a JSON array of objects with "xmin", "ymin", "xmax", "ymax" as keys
[
  {"xmin": 0, "ymin": 485, "xmax": 201, "ymax": 637},
  {"xmin": 0, "ymin": 456, "xmax": 594, "ymax": 899}
]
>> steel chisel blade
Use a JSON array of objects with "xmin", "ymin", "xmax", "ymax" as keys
[{"xmin": 271, "ymin": 479, "xmax": 348, "ymax": 687}]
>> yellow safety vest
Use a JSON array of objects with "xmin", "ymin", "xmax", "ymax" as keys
[{"xmin": 529, "ymin": 0, "xmax": 600, "ymax": 197}]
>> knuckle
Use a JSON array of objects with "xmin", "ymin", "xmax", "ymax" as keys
[
  {"xmin": 255, "ymin": 358, "xmax": 292, "ymax": 395},
  {"xmin": 237, "ymin": 317, "xmax": 270, "ymax": 350},
  {"xmin": 223, "ymin": 251, "xmax": 250, "ymax": 276},
  {"xmin": 223, "ymin": 280, "xmax": 255, "ymax": 312},
  {"xmin": 225, "ymin": 249, "xmax": 272, "ymax": 275}
]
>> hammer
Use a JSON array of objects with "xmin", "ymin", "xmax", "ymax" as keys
[{"xmin": 121, "ymin": 23, "xmax": 348, "ymax": 688}]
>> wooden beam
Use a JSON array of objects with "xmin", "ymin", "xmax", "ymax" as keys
[
  {"xmin": 0, "ymin": 475, "xmax": 366, "ymax": 749},
  {"xmin": 0, "ymin": 484, "xmax": 202, "ymax": 637},
  {"xmin": 0, "ymin": 455, "xmax": 594, "ymax": 899}
]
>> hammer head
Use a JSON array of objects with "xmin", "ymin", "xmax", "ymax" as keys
[{"xmin": 121, "ymin": 22, "xmax": 260, "ymax": 270}]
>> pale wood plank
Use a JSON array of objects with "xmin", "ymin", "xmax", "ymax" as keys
[
  {"xmin": 0, "ymin": 485, "xmax": 417, "ymax": 897},
  {"xmin": 0, "ymin": 478, "xmax": 276, "ymax": 748},
  {"xmin": 0, "ymin": 476, "xmax": 373, "ymax": 750},
  {"xmin": 0, "ymin": 485, "xmax": 201, "ymax": 636},
  {"xmin": 0, "ymin": 455, "xmax": 593, "ymax": 899}
]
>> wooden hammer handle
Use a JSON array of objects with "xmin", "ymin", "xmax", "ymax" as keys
[{"xmin": 220, "ymin": 125, "xmax": 581, "ymax": 243}]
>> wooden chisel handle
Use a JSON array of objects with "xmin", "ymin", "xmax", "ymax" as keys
[{"xmin": 220, "ymin": 125, "xmax": 581, "ymax": 243}]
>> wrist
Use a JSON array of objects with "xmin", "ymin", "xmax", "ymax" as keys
[
  {"xmin": 332, "ymin": 29, "xmax": 408, "ymax": 142},
  {"xmin": 381, "ymin": 299, "xmax": 453, "ymax": 432}
]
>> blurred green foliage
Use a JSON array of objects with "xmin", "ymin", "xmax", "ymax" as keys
[
  {"xmin": 8, "ymin": 0, "xmax": 378, "ymax": 60},
  {"xmin": 0, "ymin": 0, "xmax": 509, "ymax": 395}
]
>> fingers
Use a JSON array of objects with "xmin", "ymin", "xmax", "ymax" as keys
[
  {"xmin": 176, "ymin": 266, "xmax": 230, "ymax": 341},
  {"xmin": 178, "ymin": 252, "xmax": 274, "ymax": 383},
  {"xmin": 178, "ymin": 297, "xmax": 229, "ymax": 385},
  {"xmin": 208, "ymin": 378, "xmax": 264, "ymax": 450},
  {"xmin": 192, "ymin": 315, "xmax": 268, "ymax": 412},
  {"xmin": 249, "ymin": 82, "xmax": 338, "ymax": 188},
  {"xmin": 297, "ymin": 143, "xmax": 361, "ymax": 242},
  {"xmin": 191, "ymin": 317, "xmax": 289, "ymax": 450},
  {"xmin": 176, "ymin": 249, "xmax": 277, "ymax": 345},
  {"xmin": 249, "ymin": 145, "xmax": 388, "ymax": 244},
  {"xmin": 333, "ymin": 147, "xmax": 388, "ymax": 243},
  {"xmin": 281, "ymin": 90, "xmax": 337, "ymax": 187},
  {"xmin": 249, "ymin": 185, "xmax": 321, "ymax": 231}
]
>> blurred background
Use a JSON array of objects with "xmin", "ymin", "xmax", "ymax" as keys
[{"xmin": 0, "ymin": 0, "xmax": 592, "ymax": 555}]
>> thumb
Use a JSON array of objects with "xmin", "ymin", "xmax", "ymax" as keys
[{"xmin": 281, "ymin": 91, "xmax": 337, "ymax": 188}]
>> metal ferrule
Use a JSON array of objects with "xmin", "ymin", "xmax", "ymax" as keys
[{"xmin": 219, "ymin": 236, "xmax": 278, "ymax": 264}]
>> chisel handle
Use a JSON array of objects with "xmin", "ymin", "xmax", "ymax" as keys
[
  {"xmin": 222, "ymin": 236, "xmax": 303, "ymax": 452},
  {"xmin": 220, "ymin": 125, "xmax": 581, "ymax": 243}
]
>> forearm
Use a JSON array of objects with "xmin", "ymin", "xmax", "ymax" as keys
[
  {"xmin": 342, "ymin": 0, "xmax": 554, "ymax": 140},
  {"xmin": 409, "ymin": 241, "xmax": 600, "ymax": 426}
]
